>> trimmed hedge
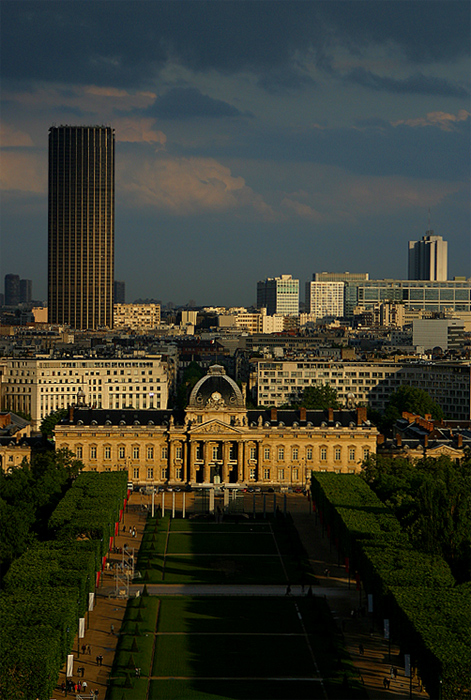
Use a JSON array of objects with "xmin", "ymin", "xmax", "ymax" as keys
[
  {"xmin": 0, "ymin": 471, "xmax": 128, "ymax": 700},
  {"xmin": 311, "ymin": 473, "xmax": 469, "ymax": 700}
]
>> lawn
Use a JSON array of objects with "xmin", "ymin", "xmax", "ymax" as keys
[{"xmin": 166, "ymin": 531, "xmax": 278, "ymax": 555}]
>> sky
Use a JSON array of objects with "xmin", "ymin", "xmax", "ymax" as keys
[{"xmin": 1, "ymin": 0, "xmax": 470, "ymax": 307}]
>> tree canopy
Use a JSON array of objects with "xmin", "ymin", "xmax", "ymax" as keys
[
  {"xmin": 297, "ymin": 384, "xmax": 340, "ymax": 410},
  {"xmin": 39, "ymin": 408, "xmax": 68, "ymax": 437},
  {"xmin": 382, "ymin": 385, "xmax": 443, "ymax": 429},
  {"xmin": 361, "ymin": 454, "xmax": 471, "ymax": 582}
]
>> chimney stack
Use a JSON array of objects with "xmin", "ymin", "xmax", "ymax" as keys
[
  {"xmin": 271, "ymin": 407, "xmax": 277, "ymax": 422},
  {"xmin": 396, "ymin": 433, "xmax": 402, "ymax": 447},
  {"xmin": 300, "ymin": 407, "xmax": 307, "ymax": 422},
  {"xmin": 457, "ymin": 434, "xmax": 463, "ymax": 448},
  {"xmin": 377, "ymin": 434, "xmax": 385, "ymax": 445},
  {"xmin": 328, "ymin": 407, "xmax": 334, "ymax": 422},
  {"xmin": 356, "ymin": 406, "xmax": 367, "ymax": 426}
]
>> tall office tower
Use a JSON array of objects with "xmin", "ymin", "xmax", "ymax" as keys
[
  {"xmin": 48, "ymin": 126, "xmax": 115, "ymax": 329},
  {"xmin": 408, "ymin": 231, "xmax": 447, "ymax": 281},
  {"xmin": 4, "ymin": 274, "xmax": 20, "ymax": 306},
  {"xmin": 305, "ymin": 281, "xmax": 344, "ymax": 318},
  {"xmin": 20, "ymin": 279, "xmax": 32, "ymax": 303},
  {"xmin": 114, "ymin": 280, "xmax": 125, "ymax": 304},
  {"xmin": 256, "ymin": 275, "xmax": 299, "ymax": 315}
]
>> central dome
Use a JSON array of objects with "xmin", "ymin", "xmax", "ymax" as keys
[{"xmin": 188, "ymin": 365, "xmax": 245, "ymax": 409}]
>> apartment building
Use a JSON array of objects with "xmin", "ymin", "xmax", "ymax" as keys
[
  {"xmin": 0, "ymin": 356, "xmax": 168, "ymax": 430},
  {"xmin": 113, "ymin": 303, "xmax": 161, "ymax": 331},
  {"xmin": 256, "ymin": 360, "xmax": 471, "ymax": 420}
]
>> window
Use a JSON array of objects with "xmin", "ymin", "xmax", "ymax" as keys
[
  {"xmin": 161, "ymin": 446, "xmax": 168, "ymax": 459},
  {"xmin": 161, "ymin": 468, "xmax": 168, "ymax": 480},
  {"xmin": 76, "ymin": 446, "xmax": 83, "ymax": 459},
  {"xmin": 147, "ymin": 467, "xmax": 154, "ymax": 479},
  {"xmin": 363, "ymin": 447, "xmax": 370, "ymax": 459},
  {"xmin": 349, "ymin": 448, "xmax": 355, "ymax": 461},
  {"xmin": 176, "ymin": 446, "xmax": 183, "ymax": 460},
  {"xmin": 306, "ymin": 447, "xmax": 313, "ymax": 460},
  {"xmin": 133, "ymin": 446, "xmax": 140, "ymax": 459},
  {"xmin": 278, "ymin": 468, "xmax": 285, "ymax": 480},
  {"xmin": 119, "ymin": 446, "xmax": 125, "ymax": 459},
  {"xmin": 264, "ymin": 468, "xmax": 270, "ymax": 480},
  {"xmin": 335, "ymin": 447, "xmax": 341, "ymax": 461},
  {"xmin": 104, "ymin": 446, "xmax": 111, "ymax": 460},
  {"xmin": 90, "ymin": 446, "xmax": 97, "ymax": 460},
  {"xmin": 320, "ymin": 448, "xmax": 327, "ymax": 461},
  {"xmin": 133, "ymin": 467, "xmax": 139, "ymax": 479},
  {"xmin": 176, "ymin": 467, "xmax": 182, "ymax": 480},
  {"xmin": 292, "ymin": 447, "xmax": 298, "ymax": 460},
  {"xmin": 264, "ymin": 447, "xmax": 270, "ymax": 460},
  {"xmin": 250, "ymin": 446, "xmax": 256, "ymax": 460},
  {"xmin": 147, "ymin": 447, "xmax": 154, "ymax": 460},
  {"xmin": 212, "ymin": 445, "xmax": 218, "ymax": 460},
  {"xmin": 278, "ymin": 447, "xmax": 284, "ymax": 460},
  {"xmin": 292, "ymin": 468, "xmax": 298, "ymax": 481},
  {"xmin": 249, "ymin": 468, "xmax": 256, "ymax": 480}
]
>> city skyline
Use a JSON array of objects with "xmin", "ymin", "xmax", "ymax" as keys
[{"xmin": 1, "ymin": 1, "xmax": 470, "ymax": 306}]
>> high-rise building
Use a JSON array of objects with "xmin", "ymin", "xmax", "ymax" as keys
[
  {"xmin": 48, "ymin": 125, "xmax": 115, "ymax": 329},
  {"xmin": 305, "ymin": 281, "xmax": 344, "ymax": 318},
  {"xmin": 408, "ymin": 232, "xmax": 447, "ymax": 281},
  {"xmin": 4, "ymin": 274, "xmax": 20, "ymax": 306},
  {"xmin": 20, "ymin": 279, "xmax": 32, "ymax": 303},
  {"xmin": 256, "ymin": 275, "xmax": 299, "ymax": 315},
  {"xmin": 113, "ymin": 280, "xmax": 125, "ymax": 304}
]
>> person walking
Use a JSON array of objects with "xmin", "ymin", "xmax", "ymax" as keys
[{"xmin": 110, "ymin": 623, "xmax": 115, "ymax": 635}]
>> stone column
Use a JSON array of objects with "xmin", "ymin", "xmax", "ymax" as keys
[
  {"xmin": 222, "ymin": 441, "xmax": 230, "ymax": 483},
  {"xmin": 237, "ymin": 441, "xmax": 244, "ymax": 483},
  {"xmin": 183, "ymin": 441, "xmax": 188, "ymax": 483},
  {"xmin": 189, "ymin": 441, "xmax": 197, "ymax": 482},
  {"xmin": 168, "ymin": 440, "xmax": 175, "ymax": 482},
  {"xmin": 203, "ymin": 441, "xmax": 210, "ymax": 483}
]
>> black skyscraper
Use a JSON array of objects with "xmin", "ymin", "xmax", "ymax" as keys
[{"xmin": 48, "ymin": 126, "xmax": 115, "ymax": 329}]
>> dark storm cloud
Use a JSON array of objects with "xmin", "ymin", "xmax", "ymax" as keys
[
  {"xmin": 144, "ymin": 87, "xmax": 252, "ymax": 119},
  {"xmin": 345, "ymin": 68, "xmax": 470, "ymax": 98},
  {"xmin": 2, "ymin": 1, "xmax": 469, "ymax": 89}
]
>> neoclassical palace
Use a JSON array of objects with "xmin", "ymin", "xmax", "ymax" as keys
[{"xmin": 55, "ymin": 365, "xmax": 378, "ymax": 488}]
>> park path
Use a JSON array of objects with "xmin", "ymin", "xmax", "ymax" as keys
[{"xmin": 54, "ymin": 492, "xmax": 427, "ymax": 699}]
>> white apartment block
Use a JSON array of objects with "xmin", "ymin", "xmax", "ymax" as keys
[
  {"xmin": 257, "ymin": 360, "xmax": 471, "ymax": 420},
  {"xmin": 305, "ymin": 281, "xmax": 344, "ymax": 318},
  {"xmin": 114, "ymin": 303, "xmax": 161, "ymax": 331},
  {"xmin": 0, "ymin": 356, "xmax": 168, "ymax": 430}
]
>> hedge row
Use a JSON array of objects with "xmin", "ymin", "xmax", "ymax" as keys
[
  {"xmin": 0, "ymin": 471, "xmax": 128, "ymax": 700},
  {"xmin": 311, "ymin": 473, "xmax": 470, "ymax": 700}
]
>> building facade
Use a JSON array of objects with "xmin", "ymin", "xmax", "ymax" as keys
[
  {"xmin": 0, "ymin": 356, "xmax": 168, "ymax": 430},
  {"xmin": 305, "ymin": 281, "xmax": 344, "ymax": 318},
  {"xmin": 55, "ymin": 365, "xmax": 378, "ymax": 488},
  {"xmin": 48, "ymin": 126, "xmax": 115, "ymax": 330},
  {"xmin": 256, "ymin": 360, "xmax": 471, "ymax": 420},
  {"xmin": 113, "ymin": 281, "xmax": 125, "ymax": 304},
  {"xmin": 113, "ymin": 303, "xmax": 161, "ymax": 332},
  {"xmin": 344, "ymin": 279, "xmax": 471, "ymax": 316},
  {"xmin": 408, "ymin": 232, "xmax": 447, "ymax": 281},
  {"xmin": 257, "ymin": 275, "xmax": 299, "ymax": 316},
  {"xmin": 4, "ymin": 274, "xmax": 20, "ymax": 306}
]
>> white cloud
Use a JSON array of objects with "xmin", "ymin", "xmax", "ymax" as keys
[
  {"xmin": 0, "ymin": 123, "xmax": 34, "ymax": 148},
  {"xmin": 392, "ymin": 110, "xmax": 470, "ymax": 131},
  {"xmin": 118, "ymin": 153, "xmax": 276, "ymax": 219}
]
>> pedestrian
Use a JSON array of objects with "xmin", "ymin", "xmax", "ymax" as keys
[
  {"xmin": 383, "ymin": 677, "xmax": 389, "ymax": 689},
  {"xmin": 129, "ymin": 526, "xmax": 132, "ymax": 534},
  {"xmin": 359, "ymin": 643, "xmax": 364, "ymax": 655},
  {"xmin": 61, "ymin": 681, "xmax": 65, "ymax": 695},
  {"xmin": 285, "ymin": 584, "xmax": 291, "ymax": 596},
  {"xmin": 81, "ymin": 643, "xmax": 86, "ymax": 655},
  {"xmin": 132, "ymin": 527, "xmax": 136, "ymax": 538},
  {"xmin": 110, "ymin": 623, "xmax": 115, "ymax": 635},
  {"xmin": 78, "ymin": 680, "xmax": 82, "ymax": 692},
  {"xmin": 96, "ymin": 655, "xmax": 100, "ymax": 665},
  {"xmin": 82, "ymin": 680, "xmax": 88, "ymax": 693},
  {"xmin": 393, "ymin": 667, "xmax": 397, "ymax": 679},
  {"xmin": 123, "ymin": 524, "xmax": 126, "ymax": 533},
  {"xmin": 390, "ymin": 666, "xmax": 394, "ymax": 678},
  {"xmin": 87, "ymin": 643, "xmax": 91, "ymax": 655}
]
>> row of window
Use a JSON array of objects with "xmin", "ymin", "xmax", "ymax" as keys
[{"xmin": 74, "ymin": 444, "xmax": 369, "ymax": 462}]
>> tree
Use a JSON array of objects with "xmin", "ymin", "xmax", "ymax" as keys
[
  {"xmin": 40, "ymin": 409, "xmax": 68, "ymax": 437},
  {"xmin": 382, "ymin": 386, "xmax": 443, "ymax": 431},
  {"xmin": 297, "ymin": 384, "xmax": 340, "ymax": 410},
  {"xmin": 174, "ymin": 361, "xmax": 205, "ymax": 410}
]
